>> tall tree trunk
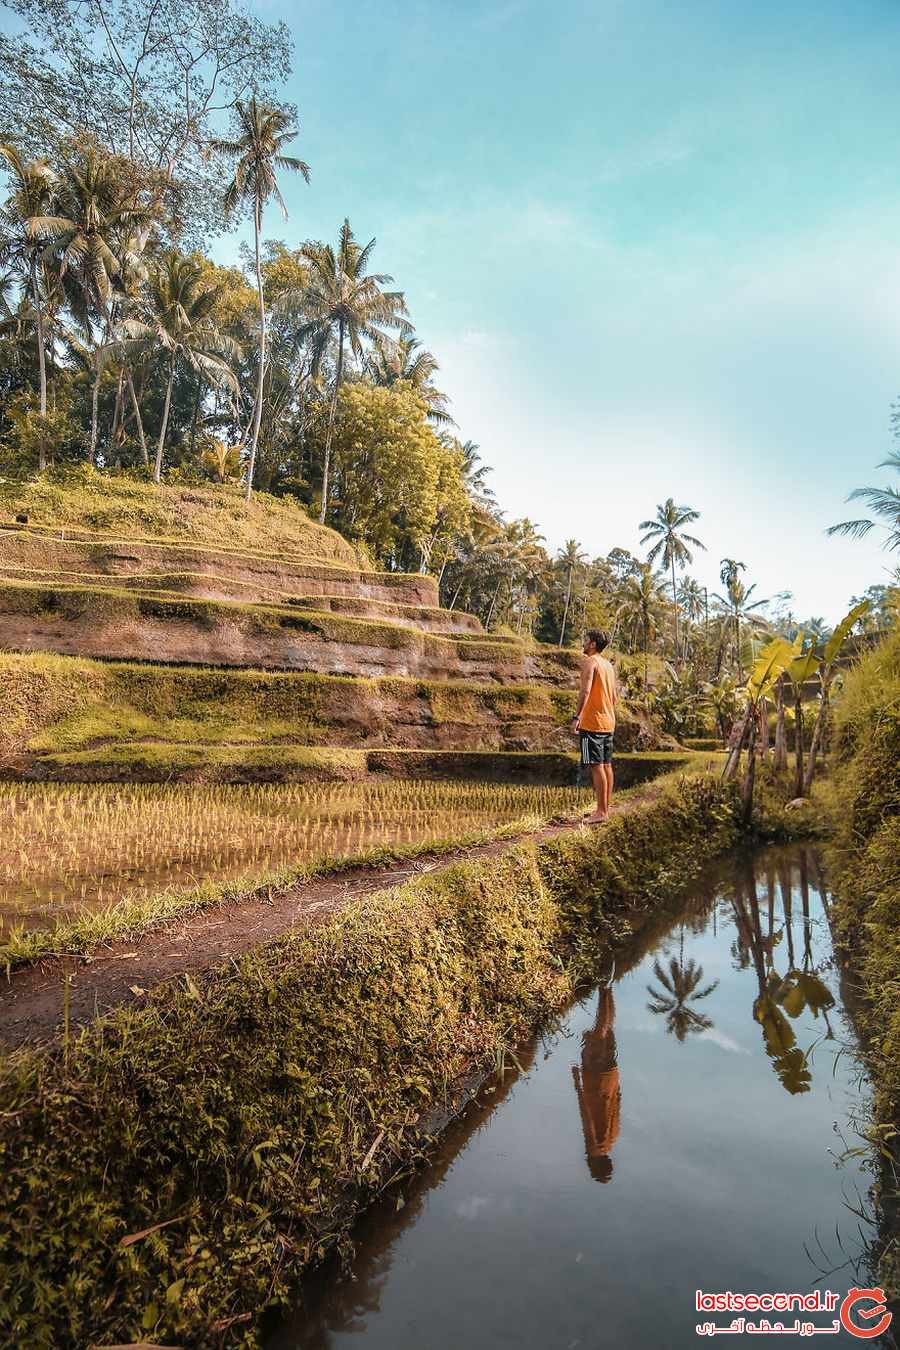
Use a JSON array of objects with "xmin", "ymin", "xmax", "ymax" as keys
[
  {"xmin": 793, "ymin": 693, "xmax": 804, "ymax": 797},
  {"xmin": 740, "ymin": 705, "xmax": 759, "ymax": 824},
  {"xmin": 734, "ymin": 610, "xmax": 742, "ymax": 679},
  {"xmin": 485, "ymin": 576, "xmax": 503, "ymax": 629},
  {"xmin": 319, "ymin": 319, "xmax": 345, "ymax": 523},
  {"xmin": 190, "ymin": 374, "xmax": 203, "ymax": 455},
  {"xmin": 125, "ymin": 365, "xmax": 149, "ymax": 467},
  {"xmin": 31, "ymin": 259, "xmax": 48, "ymax": 471},
  {"xmin": 154, "ymin": 359, "xmax": 175, "ymax": 484},
  {"xmin": 89, "ymin": 357, "xmax": 100, "ymax": 465},
  {"xmin": 802, "ymin": 683, "xmax": 830, "ymax": 795},
  {"xmin": 723, "ymin": 705, "xmax": 752, "ymax": 782},
  {"xmin": 110, "ymin": 367, "xmax": 125, "ymax": 451},
  {"xmin": 671, "ymin": 555, "xmax": 680, "ymax": 666},
  {"xmin": 244, "ymin": 197, "xmax": 267, "ymax": 503},
  {"xmin": 559, "ymin": 566, "xmax": 572, "ymax": 647},
  {"xmin": 758, "ymin": 698, "xmax": 769, "ymax": 758},
  {"xmin": 773, "ymin": 676, "xmax": 788, "ymax": 771}
]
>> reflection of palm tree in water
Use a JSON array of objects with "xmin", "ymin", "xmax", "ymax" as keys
[
  {"xmin": 646, "ymin": 955, "xmax": 719, "ymax": 1041},
  {"xmin": 571, "ymin": 987, "xmax": 620, "ymax": 1184}
]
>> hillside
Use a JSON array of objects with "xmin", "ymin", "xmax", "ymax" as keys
[
  {"xmin": 0, "ymin": 468, "xmax": 363, "ymax": 568},
  {"xmin": 0, "ymin": 474, "xmax": 677, "ymax": 794}
]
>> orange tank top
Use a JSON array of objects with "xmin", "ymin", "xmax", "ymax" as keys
[{"xmin": 580, "ymin": 658, "xmax": 616, "ymax": 733}]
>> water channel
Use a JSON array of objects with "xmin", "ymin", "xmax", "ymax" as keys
[{"xmin": 267, "ymin": 844, "xmax": 895, "ymax": 1350}]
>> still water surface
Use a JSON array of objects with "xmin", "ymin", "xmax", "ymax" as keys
[{"xmin": 267, "ymin": 846, "xmax": 893, "ymax": 1350}]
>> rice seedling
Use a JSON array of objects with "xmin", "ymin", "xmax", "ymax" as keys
[{"xmin": 2, "ymin": 779, "xmax": 593, "ymax": 933}]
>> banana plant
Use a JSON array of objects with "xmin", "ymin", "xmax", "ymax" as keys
[
  {"xmin": 723, "ymin": 637, "xmax": 793, "ymax": 822},
  {"xmin": 782, "ymin": 637, "xmax": 819, "ymax": 797},
  {"xmin": 801, "ymin": 599, "xmax": 870, "ymax": 794}
]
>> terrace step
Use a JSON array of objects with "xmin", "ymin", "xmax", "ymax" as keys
[
  {"xmin": 2, "ymin": 653, "xmax": 675, "ymax": 776},
  {"xmin": 19, "ymin": 742, "xmax": 690, "ymax": 786},
  {"xmin": 0, "ymin": 565, "xmax": 483, "ymax": 635},
  {"xmin": 0, "ymin": 579, "xmax": 576, "ymax": 684},
  {"xmin": 0, "ymin": 529, "xmax": 438, "ymax": 607}
]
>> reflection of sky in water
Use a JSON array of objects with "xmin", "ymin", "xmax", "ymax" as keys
[{"xmin": 267, "ymin": 846, "xmax": 888, "ymax": 1350}]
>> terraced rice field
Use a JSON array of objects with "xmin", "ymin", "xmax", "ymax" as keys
[{"xmin": 3, "ymin": 779, "xmax": 592, "ymax": 933}]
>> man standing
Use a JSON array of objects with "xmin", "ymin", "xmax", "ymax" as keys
[{"xmin": 571, "ymin": 628, "xmax": 617, "ymax": 824}]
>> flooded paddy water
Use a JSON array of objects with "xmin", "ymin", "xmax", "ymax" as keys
[
  {"xmin": 266, "ymin": 844, "xmax": 895, "ymax": 1350},
  {"xmin": 0, "ymin": 779, "xmax": 594, "ymax": 933}
]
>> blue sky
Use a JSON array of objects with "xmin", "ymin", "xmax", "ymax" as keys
[{"xmin": 214, "ymin": 0, "xmax": 897, "ymax": 620}]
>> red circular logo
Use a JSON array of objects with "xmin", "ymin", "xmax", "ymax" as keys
[{"xmin": 840, "ymin": 1288, "xmax": 893, "ymax": 1340}]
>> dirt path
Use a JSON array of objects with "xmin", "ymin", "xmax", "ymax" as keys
[{"xmin": 0, "ymin": 798, "xmax": 647, "ymax": 1050}]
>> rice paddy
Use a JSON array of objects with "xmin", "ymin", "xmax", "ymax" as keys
[{"xmin": 4, "ymin": 779, "xmax": 593, "ymax": 933}]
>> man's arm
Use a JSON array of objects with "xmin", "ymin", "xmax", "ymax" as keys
[{"xmin": 572, "ymin": 657, "xmax": 594, "ymax": 731}]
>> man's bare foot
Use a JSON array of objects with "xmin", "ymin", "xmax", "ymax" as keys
[{"xmin": 584, "ymin": 811, "xmax": 608, "ymax": 825}]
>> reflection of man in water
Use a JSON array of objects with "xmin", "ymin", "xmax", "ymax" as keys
[{"xmin": 571, "ymin": 986, "xmax": 621, "ymax": 1183}]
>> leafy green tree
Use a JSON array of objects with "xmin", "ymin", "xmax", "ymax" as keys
[
  {"xmin": 215, "ymin": 96, "xmax": 309, "ymax": 501},
  {"xmin": 288, "ymin": 219, "xmax": 409, "ymax": 522},
  {"xmin": 368, "ymin": 334, "xmax": 451, "ymax": 424},
  {"xmin": 327, "ymin": 381, "xmax": 461, "ymax": 568},
  {"xmin": 639, "ymin": 498, "xmax": 705, "ymax": 663}
]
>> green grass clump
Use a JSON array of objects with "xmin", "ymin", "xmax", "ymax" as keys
[{"xmin": 0, "ymin": 775, "xmax": 740, "ymax": 1349}]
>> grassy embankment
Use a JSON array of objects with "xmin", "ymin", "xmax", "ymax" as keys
[
  {"xmin": 0, "ymin": 773, "xmax": 740, "ymax": 1349},
  {"xmin": 0, "ymin": 649, "xmax": 670, "ymax": 776},
  {"xmin": 0, "ymin": 467, "xmax": 363, "ymax": 567},
  {"xmin": 821, "ymin": 627, "xmax": 899, "ymax": 1297}
]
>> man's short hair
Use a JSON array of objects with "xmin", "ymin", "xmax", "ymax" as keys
[{"xmin": 586, "ymin": 629, "xmax": 610, "ymax": 652}]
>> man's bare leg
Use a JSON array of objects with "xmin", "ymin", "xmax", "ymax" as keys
[
  {"xmin": 585, "ymin": 763, "xmax": 608, "ymax": 823},
  {"xmin": 603, "ymin": 762, "xmax": 614, "ymax": 817}
]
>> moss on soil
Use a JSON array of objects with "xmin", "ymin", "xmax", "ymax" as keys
[
  {"xmin": 0, "ymin": 652, "xmax": 569, "ymax": 760},
  {"xmin": 0, "ymin": 468, "xmax": 363, "ymax": 568},
  {"xmin": 0, "ymin": 775, "xmax": 740, "ymax": 1349},
  {"xmin": 0, "ymin": 577, "xmax": 522, "ymax": 666}
]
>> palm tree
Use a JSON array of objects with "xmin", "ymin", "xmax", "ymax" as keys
[
  {"xmin": 676, "ymin": 576, "xmax": 705, "ymax": 661},
  {"xmin": 617, "ymin": 562, "xmax": 666, "ymax": 685},
  {"xmin": 113, "ymin": 253, "xmax": 239, "ymax": 481},
  {"xmin": 215, "ymin": 96, "xmax": 310, "ymax": 501},
  {"xmin": 24, "ymin": 146, "xmax": 148, "ymax": 463},
  {"xmin": 557, "ymin": 539, "xmax": 588, "ymax": 647},
  {"xmin": 367, "ymin": 334, "xmax": 451, "ymax": 424},
  {"xmin": 484, "ymin": 518, "xmax": 545, "ymax": 630},
  {"xmin": 639, "ymin": 498, "xmax": 705, "ymax": 664},
  {"xmin": 713, "ymin": 572, "xmax": 771, "ymax": 679},
  {"xmin": 826, "ymin": 453, "xmax": 900, "ymax": 553},
  {"xmin": 289, "ymin": 219, "xmax": 409, "ymax": 522},
  {"xmin": 646, "ymin": 956, "xmax": 719, "ymax": 1041},
  {"xmin": 0, "ymin": 144, "xmax": 56, "ymax": 466},
  {"xmin": 458, "ymin": 440, "xmax": 496, "ymax": 509}
]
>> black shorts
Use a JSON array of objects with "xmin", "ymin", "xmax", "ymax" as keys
[{"xmin": 580, "ymin": 731, "xmax": 614, "ymax": 765}]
